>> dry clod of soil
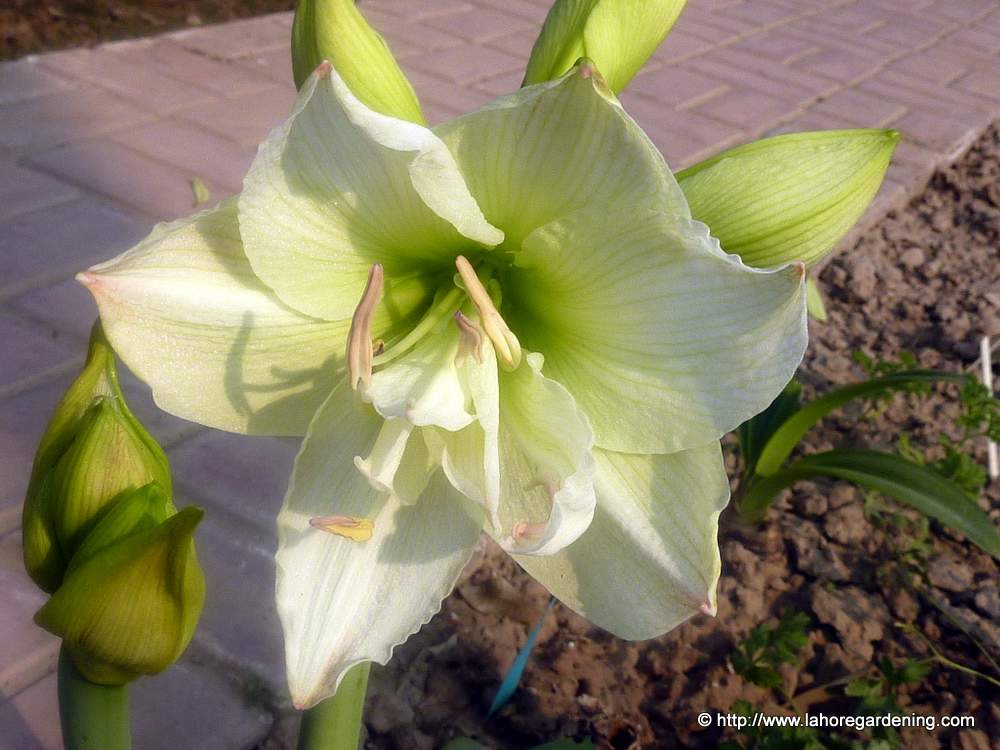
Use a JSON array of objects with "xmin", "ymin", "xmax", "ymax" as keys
[{"xmin": 810, "ymin": 585, "xmax": 891, "ymax": 663}]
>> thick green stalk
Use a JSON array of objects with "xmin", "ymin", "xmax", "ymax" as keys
[
  {"xmin": 58, "ymin": 647, "xmax": 131, "ymax": 750},
  {"xmin": 297, "ymin": 662, "xmax": 371, "ymax": 750}
]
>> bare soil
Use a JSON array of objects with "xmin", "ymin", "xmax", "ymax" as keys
[
  {"xmin": 0, "ymin": 0, "xmax": 295, "ymax": 61},
  {"xmin": 346, "ymin": 126, "xmax": 1000, "ymax": 750}
]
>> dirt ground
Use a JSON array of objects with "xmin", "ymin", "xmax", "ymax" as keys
[
  {"xmin": 333, "ymin": 127, "xmax": 1000, "ymax": 750},
  {"xmin": 0, "ymin": 0, "xmax": 295, "ymax": 61}
]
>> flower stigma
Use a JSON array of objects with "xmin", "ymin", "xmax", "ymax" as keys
[
  {"xmin": 309, "ymin": 515, "xmax": 375, "ymax": 542},
  {"xmin": 453, "ymin": 310, "xmax": 485, "ymax": 364}
]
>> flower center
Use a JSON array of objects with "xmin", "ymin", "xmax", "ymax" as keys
[{"xmin": 345, "ymin": 257, "xmax": 522, "ymax": 390}]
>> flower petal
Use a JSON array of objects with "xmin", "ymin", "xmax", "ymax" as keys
[
  {"xmin": 435, "ymin": 62, "xmax": 688, "ymax": 245},
  {"xmin": 79, "ymin": 200, "xmax": 349, "ymax": 436},
  {"xmin": 507, "ymin": 207, "xmax": 808, "ymax": 453},
  {"xmin": 363, "ymin": 321, "xmax": 474, "ymax": 432},
  {"xmin": 239, "ymin": 62, "xmax": 502, "ymax": 321},
  {"xmin": 515, "ymin": 443, "xmax": 729, "ymax": 640},
  {"xmin": 276, "ymin": 379, "xmax": 483, "ymax": 708},
  {"xmin": 492, "ymin": 353, "xmax": 596, "ymax": 556}
]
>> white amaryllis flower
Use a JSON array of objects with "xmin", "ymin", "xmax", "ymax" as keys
[{"xmin": 79, "ymin": 59, "xmax": 807, "ymax": 708}]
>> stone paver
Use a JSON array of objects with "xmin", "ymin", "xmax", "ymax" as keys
[{"xmin": 1, "ymin": 0, "xmax": 997, "ymax": 745}]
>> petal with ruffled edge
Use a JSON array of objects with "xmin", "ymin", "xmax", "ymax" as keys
[
  {"xmin": 492, "ymin": 352, "xmax": 596, "ymax": 556},
  {"xmin": 507, "ymin": 207, "xmax": 808, "ymax": 454},
  {"xmin": 78, "ymin": 200, "xmax": 356, "ymax": 436},
  {"xmin": 435, "ymin": 61, "xmax": 688, "ymax": 245},
  {"xmin": 275, "ymin": 378, "xmax": 483, "ymax": 708},
  {"xmin": 239, "ymin": 62, "xmax": 502, "ymax": 321},
  {"xmin": 515, "ymin": 443, "xmax": 729, "ymax": 640}
]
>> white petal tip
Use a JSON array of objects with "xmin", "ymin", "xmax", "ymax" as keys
[
  {"xmin": 315, "ymin": 60, "xmax": 333, "ymax": 78},
  {"xmin": 698, "ymin": 601, "xmax": 716, "ymax": 617},
  {"xmin": 794, "ymin": 262, "xmax": 807, "ymax": 280},
  {"xmin": 76, "ymin": 271, "xmax": 99, "ymax": 288}
]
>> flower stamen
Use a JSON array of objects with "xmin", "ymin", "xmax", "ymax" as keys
[
  {"xmin": 346, "ymin": 264, "xmax": 384, "ymax": 391},
  {"xmin": 309, "ymin": 515, "xmax": 374, "ymax": 542},
  {"xmin": 455, "ymin": 256, "xmax": 521, "ymax": 370},
  {"xmin": 454, "ymin": 311, "xmax": 484, "ymax": 364}
]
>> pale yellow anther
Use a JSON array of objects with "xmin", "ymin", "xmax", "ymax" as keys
[
  {"xmin": 309, "ymin": 515, "xmax": 375, "ymax": 542},
  {"xmin": 453, "ymin": 311, "xmax": 484, "ymax": 364},
  {"xmin": 454, "ymin": 256, "xmax": 521, "ymax": 370},
  {"xmin": 346, "ymin": 264, "xmax": 384, "ymax": 391}
]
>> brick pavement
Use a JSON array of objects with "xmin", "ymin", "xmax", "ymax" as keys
[{"xmin": 1, "ymin": 0, "xmax": 998, "ymax": 746}]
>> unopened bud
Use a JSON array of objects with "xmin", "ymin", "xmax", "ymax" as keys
[
  {"xmin": 677, "ymin": 129, "xmax": 900, "ymax": 268},
  {"xmin": 523, "ymin": 0, "xmax": 687, "ymax": 93},
  {"xmin": 292, "ymin": 0, "xmax": 424, "ymax": 124},
  {"xmin": 35, "ymin": 489, "xmax": 205, "ymax": 685},
  {"xmin": 22, "ymin": 323, "xmax": 171, "ymax": 592}
]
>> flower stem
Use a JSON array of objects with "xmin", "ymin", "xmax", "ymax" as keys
[
  {"xmin": 297, "ymin": 662, "xmax": 371, "ymax": 750},
  {"xmin": 58, "ymin": 646, "xmax": 131, "ymax": 750}
]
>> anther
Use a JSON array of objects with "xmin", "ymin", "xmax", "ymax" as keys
[
  {"xmin": 346, "ymin": 264, "xmax": 384, "ymax": 391},
  {"xmin": 454, "ymin": 256, "xmax": 522, "ymax": 370},
  {"xmin": 309, "ymin": 515, "xmax": 374, "ymax": 542},
  {"xmin": 454, "ymin": 311, "xmax": 484, "ymax": 364}
]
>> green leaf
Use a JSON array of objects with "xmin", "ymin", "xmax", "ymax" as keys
[
  {"xmin": 742, "ymin": 450, "xmax": 1000, "ymax": 557},
  {"xmin": 754, "ymin": 370, "xmax": 968, "ymax": 478},
  {"xmin": 739, "ymin": 380, "xmax": 802, "ymax": 480}
]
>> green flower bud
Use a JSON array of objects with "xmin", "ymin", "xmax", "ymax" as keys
[
  {"xmin": 523, "ymin": 0, "xmax": 687, "ymax": 93},
  {"xmin": 22, "ymin": 323, "xmax": 171, "ymax": 592},
  {"xmin": 676, "ymin": 129, "xmax": 900, "ymax": 268},
  {"xmin": 35, "ymin": 489, "xmax": 205, "ymax": 685},
  {"xmin": 291, "ymin": 0, "xmax": 424, "ymax": 124}
]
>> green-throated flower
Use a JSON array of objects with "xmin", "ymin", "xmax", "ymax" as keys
[{"xmin": 79, "ymin": 59, "xmax": 807, "ymax": 707}]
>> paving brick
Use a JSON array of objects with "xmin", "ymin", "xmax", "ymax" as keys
[
  {"xmin": 112, "ymin": 40, "xmax": 276, "ymax": 97},
  {"xmin": 0, "ymin": 672, "xmax": 62, "ymax": 750},
  {"xmin": 792, "ymin": 43, "xmax": 889, "ymax": 84},
  {"xmin": 177, "ymin": 85, "xmax": 298, "ymax": 146},
  {"xmin": 27, "ymin": 140, "xmax": 230, "ymax": 220},
  {"xmin": 168, "ymin": 431, "xmax": 298, "ymax": 534},
  {"xmin": 370, "ymin": 0, "xmax": 473, "ymax": 22},
  {"xmin": 425, "ymin": 7, "xmax": 532, "ymax": 43},
  {"xmin": 953, "ymin": 69, "xmax": 1000, "ymax": 104},
  {"xmin": 0, "ymin": 197, "xmax": 147, "ymax": 297},
  {"xmin": 668, "ymin": 12, "xmax": 743, "ymax": 44},
  {"xmin": 7, "ymin": 277, "xmax": 97, "ymax": 346},
  {"xmin": 405, "ymin": 43, "xmax": 523, "ymax": 84},
  {"xmin": 487, "ymin": 29, "xmax": 538, "ymax": 59},
  {"xmin": 863, "ymin": 12, "xmax": 952, "ymax": 48},
  {"xmin": 811, "ymin": 1, "xmax": 890, "ymax": 34},
  {"xmin": 0, "ymin": 534, "xmax": 59, "ymax": 697},
  {"xmin": 364, "ymin": 8, "xmax": 467, "ymax": 54},
  {"xmin": 111, "ymin": 119, "xmax": 256, "ymax": 193},
  {"xmin": 403, "ymin": 67, "xmax": 494, "ymax": 114},
  {"xmin": 190, "ymin": 511, "xmax": 286, "ymax": 690},
  {"xmin": 728, "ymin": 29, "xmax": 822, "ymax": 64},
  {"xmin": 474, "ymin": 0, "xmax": 551, "ymax": 23},
  {"xmin": 920, "ymin": 0, "xmax": 994, "ymax": 23},
  {"xmin": 620, "ymin": 92, "xmax": 743, "ymax": 165},
  {"xmin": 688, "ymin": 46, "xmax": 838, "ymax": 104},
  {"xmin": 0, "ymin": 59, "xmax": 71, "ymax": 106},
  {"xmin": 723, "ymin": 0, "xmax": 803, "ymax": 27},
  {"xmin": 238, "ymin": 47, "xmax": 296, "ymax": 87},
  {"xmin": 0, "ymin": 86, "xmax": 153, "ymax": 153},
  {"xmin": 652, "ymin": 30, "xmax": 716, "ymax": 64},
  {"xmin": 474, "ymin": 69, "xmax": 525, "ymax": 98},
  {"xmin": 860, "ymin": 69, "xmax": 1000, "ymax": 118},
  {"xmin": 0, "ymin": 315, "xmax": 77, "ymax": 396},
  {"xmin": 0, "ymin": 158, "xmax": 78, "ymax": 222},
  {"xmin": 813, "ymin": 87, "xmax": 906, "ymax": 128},
  {"xmin": 942, "ymin": 26, "xmax": 1000, "ymax": 55},
  {"xmin": 1, "ymin": 659, "xmax": 273, "ymax": 750},
  {"xmin": 763, "ymin": 108, "xmax": 855, "ymax": 136},
  {"xmin": 38, "ymin": 48, "xmax": 214, "ymax": 116},
  {"xmin": 171, "ymin": 15, "xmax": 291, "ymax": 60},
  {"xmin": 629, "ymin": 65, "xmax": 730, "ymax": 110},
  {"xmin": 693, "ymin": 87, "xmax": 801, "ymax": 131},
  {"xmin": 789, "ymin": 17, "xmax": 899, "ymax": 55},
  {"xmin": 886, "ymin": 49, "xmax": 970, "ymax": 86},
  {"xmin": 891, "ymin": 107, "xmax": 988, "ymax": 162}
]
